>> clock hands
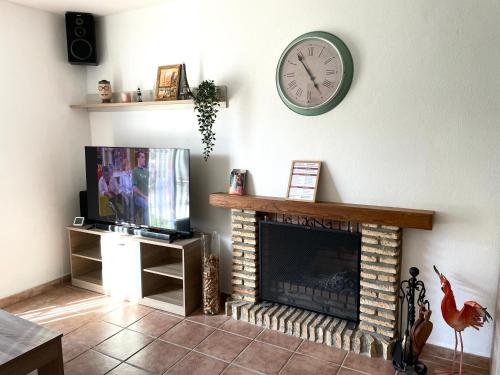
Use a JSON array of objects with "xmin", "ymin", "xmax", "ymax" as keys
[{"xmin": 297, "ymin": 53, "xmax": 322, "ymax": 95}]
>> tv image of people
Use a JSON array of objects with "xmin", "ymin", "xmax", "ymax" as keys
[
  {"xmin": 132, "ymin": 149, "xmax": 149, "ymax": 226},
  {"xmin": 97, "ymin": 147, "xmax": 149, "ymax": 225},
  {"xmin": 93, "ymin": 146, "xmax": 189, "ymax": 232}
]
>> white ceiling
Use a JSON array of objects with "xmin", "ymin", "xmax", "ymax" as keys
[{"xmin": 7, "ymin": 0, "xmax": 167, "ymax": 16}]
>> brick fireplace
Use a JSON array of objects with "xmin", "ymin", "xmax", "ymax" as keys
[{"xmin": 209, "ymin": 193, "xmax": 434, "ymax": 360}]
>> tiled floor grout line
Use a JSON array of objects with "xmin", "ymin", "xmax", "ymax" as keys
[
  {"xmin": 340, "ymin": 365, "xmax": 371, "ymax": 375},
  {"xmin": 222, "ymin": 363, "xmax": 266, "ymax": 375},
  {"xmin": 66, "ymin": 308, "xmax": 159, "ymax": 372},
  {"xmin": 228, "ymin": 322, "xmax": 272, "ymax": 375},
  {"xmin": 62, "ymin": 319, "xmax": 128, "ymax": 366},
  {"xmin": 339, "ymin": 350, "xmax": 349, "ymax": 368},
  {"xmin": 254, "ymin": 329, "xmax": 301, "ymax": 353},
  {"xmin": 160, "ymin": 345, "xmax": 198, "ymax": 375},
  {"xmin": 276, "ymin": 347, "xmax": 296, "ymax": 375},
  {"xmin": 101, "ymin": 334, "xmax": 193, "ymax": 375}
]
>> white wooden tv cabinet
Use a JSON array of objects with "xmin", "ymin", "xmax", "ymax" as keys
[{"xmin": 67, "ymin": 226, "xmax": 201, "ymax": 316}]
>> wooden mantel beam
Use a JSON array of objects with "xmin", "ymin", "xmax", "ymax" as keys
[{"xmin": 209, "ymin": 193, "xmax": 434, "ymax": 230}]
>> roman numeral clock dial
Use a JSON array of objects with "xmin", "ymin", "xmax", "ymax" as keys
[{"xmin": 276, "ymin": 31, "xmax": 353, "ymax": 116}]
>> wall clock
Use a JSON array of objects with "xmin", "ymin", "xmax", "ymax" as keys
[{"xmin": 276, "ymin": 31, "xmax": 353, "ymax": 116}]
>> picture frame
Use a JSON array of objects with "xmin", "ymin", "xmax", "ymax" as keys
[
  {"xmin": 155, "ymin": 64, "xmax": 182, "ymax": 101},
  {"xmin": 229, "ymin": 169, "xmax": 247, "ymax": 196},
  {"xmin": 286, "ymin": 161, "xmax": 321, "ymax": 202}
]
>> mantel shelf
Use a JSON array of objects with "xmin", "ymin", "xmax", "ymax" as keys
[{"xmin": 209, "ymin": 193, "xmax": 434, "ymax": 230}]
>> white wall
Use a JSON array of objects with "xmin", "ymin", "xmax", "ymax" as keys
[
  {"xmin": 492, "ymin": 274, "xmax": 500, "ymax": 374},
  {"xmin": 0, "ymin": 2, "xmax": 90, "ymax": 298},
  {"xmin": 86, "ymin": 0, "xmax": 500, "ymax": 356}
]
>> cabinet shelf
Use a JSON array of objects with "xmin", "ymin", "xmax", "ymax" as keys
[
  {"xmin": 72, "ymin": 246, "xmax": 102, "ymax": 262},
  {"xmin": 73, "ymin": 269, "xmax": 103, "ymax": 286},
  {"xmin": 144, "ymin": 285, "xmax": 184, "ymax": 307},
  {"xmin": 143, "ymin": 262, "xmax": 183, "ymax": 279}
]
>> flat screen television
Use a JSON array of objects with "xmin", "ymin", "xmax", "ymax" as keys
[{"xmin": 85, "ymin": 146, "xmax": 190, "ymax": 234}]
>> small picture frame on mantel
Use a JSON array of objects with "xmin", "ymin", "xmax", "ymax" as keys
[{"xmin": 286, "ymin": 160, "xmax": 321, "ymax": 202}]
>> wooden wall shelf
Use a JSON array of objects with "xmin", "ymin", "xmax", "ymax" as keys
[
  {"xmin": 70, "ymin": 86, "xmax": 228, "ymax": 112},
  {"xmin": 209, "ymin": 193, "xmax": 434, "ymax": 230}
]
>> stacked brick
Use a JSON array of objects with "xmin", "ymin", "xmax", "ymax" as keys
[
  {"xmin": 359, "ymin": 224, "xmax": 401, "ymax": 345},
  {"xmin": 226, "ymin": 300, "xmax": 395, "ymax": 359},
  {"xmin": 231, "ymin": 209, "xmax": 259, "ymax": 303},
  {"xmin": 228, "ymin": 213, "xmax": 403, "ymax": 360}
]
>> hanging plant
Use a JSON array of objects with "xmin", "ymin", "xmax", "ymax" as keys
[{"xmin": 193, "ymin": 80, "xmax": 220, "ymax": 161}]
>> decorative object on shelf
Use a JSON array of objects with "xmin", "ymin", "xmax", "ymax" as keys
[
  {"xmin": 98, "ymin": 80, "xmax": 112, "ymax": 103},
  {"xmin": 393, "ymin": 267, "xmax": 432, "ymax": 374},
  {"xmin": 120, "ymin": 92, "xmax": 132, "ymax": 103},
  {"xmin": 178, "ymin": 63, "xmax": 192, "ymax": 100},
  {"xmin": 155, "ymin": 64, "xmax": 181, "ymax": 101},
  {"xmin": 72, "ymin": 217, "xmax": 85, "ymax": 226},
  {"xmin": 286, "ymin": 160, "xmax": 321, "ymax": 202},
  {"xmin": 201, "ymin": 232, "xmax": 220, "ymax": 315},
  {"xmin": 229, "ymin": 169, "xmax": 247, "ymax": 196},
  {"xmin": 433, "ymin": 266, "xmax": 492, "ymax": 375},
  {"xmin": 136, "ymin": 87, "xmax": 142, "ymax": 102},
  {"xmin": 276, "ymin": 31, "xmax": 353, "ymax": 116},
  {"xmin": 193, "ymin": 80, "xmax": 220, "ymax": 161}
]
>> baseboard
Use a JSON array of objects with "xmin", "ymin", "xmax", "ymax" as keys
[{"xmin": 0, "ymin": 274, "xmax": 71, "ymax": 309}]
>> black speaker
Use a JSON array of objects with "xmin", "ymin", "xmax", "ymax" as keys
[
  {"xmin": 65, "ymin": 12, "xmax": 97, "ymax": 65},
  {"xmin": 79, "ymin": 190, "xmax": 88, "ymax": 218}
]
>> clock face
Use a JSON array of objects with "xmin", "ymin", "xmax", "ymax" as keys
[
  {"xmin": 276, "ymin": 32, "xmax": 353, "ymax": 116},
  {"xmin": 279, "ymin": 39, "xmax": 343, "ymax": 108}
]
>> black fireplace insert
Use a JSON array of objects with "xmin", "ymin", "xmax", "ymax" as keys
[{"xmin": 259, "ymin": 221, "xmax": 361, "ymax": 322}]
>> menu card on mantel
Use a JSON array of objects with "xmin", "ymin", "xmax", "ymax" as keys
[{"xmin": 286, "ymin": 161, "xmax": 321, "ymax": 202}]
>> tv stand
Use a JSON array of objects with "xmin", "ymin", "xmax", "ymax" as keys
[{"xmin": 67, "ymin": 226, "xmax": 201, "ymax": 316}]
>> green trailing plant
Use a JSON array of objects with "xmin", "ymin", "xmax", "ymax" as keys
[{"xmin": 193, "ymin": 80, "xmax": 220, "ymax": 161}]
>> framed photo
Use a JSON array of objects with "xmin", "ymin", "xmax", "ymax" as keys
[
  {"xmin": 286, "ymin": 161, "xmax": 321, "ymax": 202},
  {"xmin": 155, "ymin": 64, "xmax": 181, "ymax": 101},
  {"xmin": 229, "ymin": 169, "xmax": 247, "ymax": 196}
]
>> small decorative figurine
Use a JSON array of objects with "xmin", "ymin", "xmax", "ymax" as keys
[
  {"xmin": 136, "ymin": 87, "xmax": 142, "ymax": 102},
  {"xmin": 98, "ymin": 80, "xmax": 112, "ymax": 103},
  {"xmin": 434, "ymin": 266, "xmax": 492, "ymax": 374},
  {"xmin": 120, "ymin": 92, "xmax": 132, "ymax": 102}
]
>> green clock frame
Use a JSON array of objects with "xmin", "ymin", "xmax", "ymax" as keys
[{"xmin": 276, "ymin": 31, "xmax": 354, "ymax": 116}]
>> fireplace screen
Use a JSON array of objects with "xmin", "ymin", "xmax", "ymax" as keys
[{"xmin": 259, "ymin": 221, "xmax": 361, "ymax": 322}]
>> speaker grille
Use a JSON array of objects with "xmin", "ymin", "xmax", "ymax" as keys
[
  {"xmin": 65, "ymin": 12, "xmax": 97, "ymax": 65},
  {"xmin": 70, "ymin": 39, "xmax": 93, "ymax": 60}
]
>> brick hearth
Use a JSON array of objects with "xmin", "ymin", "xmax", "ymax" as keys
[{"xmin": 227, "ymin": 208, "xmax": 403, "ymax": 359}]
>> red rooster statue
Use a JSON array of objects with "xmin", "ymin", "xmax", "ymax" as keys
[{"xmin": 433, "ymin": 265, "xmax": 492, "ymax": 374}]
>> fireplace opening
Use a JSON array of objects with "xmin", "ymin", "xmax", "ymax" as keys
[{"xmin": 259, "ymin": 221, "xmax": 361, "ymax": 322}]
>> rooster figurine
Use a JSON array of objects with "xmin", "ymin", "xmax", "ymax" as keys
[{"xmin": 433, "ymin": 265, "xmax": 492, "ymax": 374}]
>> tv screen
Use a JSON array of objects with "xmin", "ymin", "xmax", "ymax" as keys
[{"xmin": 85, "ymin": 146, "xmax": 190, "ymax": 233}]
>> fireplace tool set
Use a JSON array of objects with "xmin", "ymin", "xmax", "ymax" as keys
[{"xmin": 393, "ymin": 267, "xmax": 433, "ymax": 374}]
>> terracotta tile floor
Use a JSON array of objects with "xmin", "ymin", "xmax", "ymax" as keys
[{"xmin": 4, "ymin": 285, "xmax": 491, "ymax": 375}]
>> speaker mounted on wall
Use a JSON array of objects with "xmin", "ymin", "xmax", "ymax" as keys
[{"xmin": 65, "ymin": 12, "xmax": 98, "ymax": 65}]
